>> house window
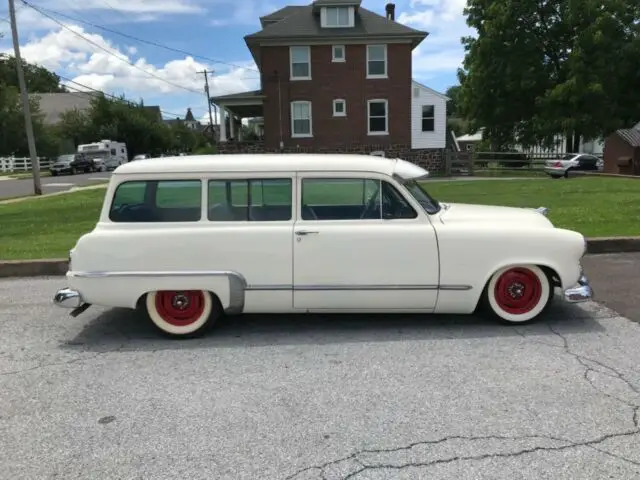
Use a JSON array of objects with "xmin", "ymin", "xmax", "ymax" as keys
[
  {"xmin": 323, "ymin": 6, "xmax": 351, "ymax": 27},
  {"xmin": 290, "ymin": 46, "xmax": 311, "ymax": 80},
  {"xmin": 291, "ymin": 101, "xmax": 312, "ymax": 137},
  {"xmin": 367, "ymin": 99, "xmax": 388, "ymax": 135},
  {"xmin": 333, "ymin": 99, "xmax": 346, "ymax": 117},
  {"xmin": 332, "ymin": 45, "xmax": 345, "ymax": 62},
  {"xmin": 366, "ymin": 45, "xmax": 387, "ymax": 78},
  {"xmin": 422, "ymin": 105, "xmax": 435, "ymax": 132}
]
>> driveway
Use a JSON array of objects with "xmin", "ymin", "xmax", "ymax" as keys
[
  {"xmin": 0, "ymin": 172, "xmax": 112, "ymax": 199},
  {"xmin": 1, "ymin": 266, "xmax": 639, "ymax": 479}
]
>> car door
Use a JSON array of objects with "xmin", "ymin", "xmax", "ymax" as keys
[
  {"xmin": 576, "ymin": 155, "xmax": 598, "ymax": 171},
  {"xmin": 292, "ymin": 173, "xmax": 440, "ymax": 311}
]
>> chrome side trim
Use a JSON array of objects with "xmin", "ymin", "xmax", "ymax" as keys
[
  {"xmin": 68, "ymin": 270, "xmax": 247, "ymax": 314},
  {"xmin": 70, "ymin": 270, "xmax": 248, "ymax": 287},
  {"xmin": 439, "ymin": 285, "xmax": 473, "ymax": 291},
  {"xmin": 246, "ymin": 284, "xmax": 472, "ymax": 291}
]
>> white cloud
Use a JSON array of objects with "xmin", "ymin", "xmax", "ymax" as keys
[
  {"xmin": 1, "ymin": 24, "xmax": 259, "ymax": 119},
  {"xmin": 39, "ymin": 0, "xmax": 206, "ymax": 15},
  {"xmin": 397, "ymin": 0, "xmax": 475, "ymax": 80}
]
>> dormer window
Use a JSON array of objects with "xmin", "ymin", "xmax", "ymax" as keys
[{"xmin": 321, "ymin": 6, "xmax": 354, "ymax": 27}]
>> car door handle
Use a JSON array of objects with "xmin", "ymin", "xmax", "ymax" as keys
[{"xmin": 295, "ymin": 230, "xmax": 319, "ymax": 236}]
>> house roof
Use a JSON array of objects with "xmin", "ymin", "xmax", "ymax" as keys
[
  {"xmin": 312, "ymin": 0, "xmax": 362, "ymax": 7},
  {"xmin": 210, "ymin": 89, "xmax": 264, "ymax": 102},
  {"xmin": 245, "ymin": 5, "xmax": 427, "ymax": 43},
  {"xmin": 259, "ymin": 6, "xmax": 306, "ymax": 26},
  {"xmin": 412, "ymin": 80, "xmax": 450, "ymax": 101},
  {"xmin": 617, "ymin": 129, "xmax": 640, "ymax": 147}
]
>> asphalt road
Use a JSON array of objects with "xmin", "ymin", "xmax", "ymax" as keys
[
  {"xmin": 0, "ymin": 172, "xmax": 112, "ymax": 199},
  {"xmin": 1, "ymin": 262, "xmax": 639, "ymax": 479}
]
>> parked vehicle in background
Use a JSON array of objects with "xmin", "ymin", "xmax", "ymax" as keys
[
  {"xmin": 49, "ymin": 154, "xmax": 75, "ymax": 176},
  {"xmin": 54, "ymin": 154, "xmax": 592, "ymax": 339},
  {"xmin": 68, "ymin": 153, "xmax": 104, "ymax": 174},
  {"xmin": 132, "ymin": 154, "xmax": 150, "ymax": 161},
  {"xmin": 544, "ymin": 153, "xmax": 602, "ymax": 178},
  {"xmin": 77, "ymin": 139, "xmax": 128, "ymax": 171}
]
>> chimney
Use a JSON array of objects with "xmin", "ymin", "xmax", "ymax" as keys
[{"xmin": 385, "ymin": 3, "xmax": 395, "ymax": 21}]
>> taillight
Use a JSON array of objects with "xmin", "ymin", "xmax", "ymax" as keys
[{"xmin": 553, "ymin": 161, "xmax": 563, "ymax": 167}]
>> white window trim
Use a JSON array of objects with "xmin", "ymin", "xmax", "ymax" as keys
[
  {"xmin": 421, "ymin": 104, "xmax": 435, "ymax": 132},
  {"xmin": 320, "ymin": 6, "xmax": 355, "ymax": 28},
  {"xmin": 332, "ymin": 45, "xmax": 345, "ymax": 62},
  {"xmin": 367, "ymin": 99, "xmax": 388, "ymax": 136},
  {"xmin": 366, "ymin": 44, "xmax": 387, "ymax": 79},
  {"xmin": 291, "ymin": 101, "xmax": 313, "ymax": 138},
  {"xmin": 333, "ymin": 99, "xmax": 346, "ymax": 117},
  {"xmin": 289, "ymin": 46, "xmax": 311, "ymax": 81}
]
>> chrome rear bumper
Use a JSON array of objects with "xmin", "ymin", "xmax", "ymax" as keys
[
  {"xmin": 563, "ymin": 275, "xmax": 593, "ymax": 303},
  {"xmin": 54, "ymin": 288, "xmax": 82, "ymax": 308}
]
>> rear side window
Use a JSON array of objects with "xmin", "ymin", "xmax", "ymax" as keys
[
  {"xmin": 109, "ymin": 180, "xmax": 202, "ymax": 222},
  {"xmin": 208, "ymin": 178, "xmax": 292, "ymax": 221}
]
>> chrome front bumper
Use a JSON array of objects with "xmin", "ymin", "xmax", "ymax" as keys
[
  {"xmin": 563, "ymin": 275, "xmax": 593, "ymax": 303},
  {"xmin": 54, "ymin": 288, "xmax": 83, "ymax": 308}
]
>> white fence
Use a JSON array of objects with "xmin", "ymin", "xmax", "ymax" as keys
[{"xmin": 0, "ymin": 157, "xmax": 53, "ymax": 173}]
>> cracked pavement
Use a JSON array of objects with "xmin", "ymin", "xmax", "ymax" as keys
[{"xmin": 1, "ymin": 275, "xmax": 640, "ymax": 479}]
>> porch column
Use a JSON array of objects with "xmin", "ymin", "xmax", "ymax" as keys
[
  {"xmin": 229, "ymin": 112, "xmax": 235, "ymax": 139},
  {"xmin": 219, "ymin": 106, "xmax": 227, "ymax": 142},
  {"xmin": 237, "ymin": 120, "xmax": 243, "ymax": 141}
]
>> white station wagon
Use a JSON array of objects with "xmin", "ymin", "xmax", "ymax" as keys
[{"xmin": 54, "ymin": 154, "xmax": 593, "ymax": 338}]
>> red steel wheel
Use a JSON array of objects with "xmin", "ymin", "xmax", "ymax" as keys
[
  {"xmin": 145, "ymin": 290, "xmax": 215, "ymax": 337},
  {"xmin": 485, "ymin": 265, "xmax": 551, "ymax": 323}
]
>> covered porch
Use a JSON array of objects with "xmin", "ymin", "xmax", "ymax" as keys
[{"xmin": 210, "ymin": 90, "xmax": 264, "ymax": 142}]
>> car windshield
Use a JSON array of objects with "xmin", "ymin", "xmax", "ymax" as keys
[
  {"xmin": 398, "ymin": 177, "xmax": 441, "ymax": 215},
  {"xmin": 57, "ymin": 154, "xmax": 75, "ymax": 164}
]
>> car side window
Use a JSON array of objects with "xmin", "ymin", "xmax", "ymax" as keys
[
  {"xmin": 381, "ymin": 181, "xmax": 418, "ymax": 219},
  {"xmin": 207, "ymin": 178, "xmax": 292, "ymax": 221},
  {"xmin": 300, "ymin": 178, "xmax": 416, "ymax": 220},
  {"xmin": 109, "ymin": 180, "xmax": 202, "ymax": 222}
]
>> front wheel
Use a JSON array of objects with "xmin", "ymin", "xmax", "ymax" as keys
[
  {"xmin": 144, "ymin": 290, "xmax": 220, "ymax": 338},
  {"xmin": 481, "ymin": 265, "xmax": 552, "ymax": 324}
]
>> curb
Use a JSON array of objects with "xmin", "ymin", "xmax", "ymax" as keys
[
  {"xmin": 0, "ymin": 183, "xmax": 108, "ymax": 204},
  {"xmin": 2, "ymin": 237, "xmax": 640, "ymax": 278}
]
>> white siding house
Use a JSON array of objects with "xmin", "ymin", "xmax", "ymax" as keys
[{"xmin": 411, "ymin": 80, "xmax": 449, "ymax": 149}]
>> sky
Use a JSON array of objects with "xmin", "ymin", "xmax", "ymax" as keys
[{"xmin": 0, "ymin": 0, "xmax": 474, "ymax": 124}]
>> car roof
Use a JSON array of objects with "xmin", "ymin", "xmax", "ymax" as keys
[{"xmin": 113, "ymin": 154, "xmax": 428, "ymax": 178}]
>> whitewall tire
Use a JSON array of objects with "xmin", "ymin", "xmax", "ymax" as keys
[
  {"xmin": 145, "ymin": 290, "xmax": 217, "ymax": 337},
  {"xmin": 483, "ymin": 265, "xmax": 552, "ymax": 324}
]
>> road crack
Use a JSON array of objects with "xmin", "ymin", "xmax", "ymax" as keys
[{"xmin": 285, "ymin": 321, "xmax": 640, "ymax": 479}]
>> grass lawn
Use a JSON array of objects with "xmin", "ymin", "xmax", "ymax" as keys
[{"xmin": 0, "ymin": 176, "xmax": 639, "ymax": 260}]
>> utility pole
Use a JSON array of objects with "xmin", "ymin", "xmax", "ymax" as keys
[
  {"xmin": 196, "ymin": 69, "xmax": 216, "ymax": 143},
  {"xmin": 8, "ymin": 0, "xmax": 41, "ymax": 195}
]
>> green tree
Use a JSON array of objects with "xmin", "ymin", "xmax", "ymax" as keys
[
  {"xmin": 0, "ymin": 85, "xmax": 59, "ymax": 157},
  {"xmin": 0, "ymin": 55, "xmax": 65, "ymax": 93},
  {"xmin": 458, "ymin": 0, "xmax": 640, "ymax": 151}
]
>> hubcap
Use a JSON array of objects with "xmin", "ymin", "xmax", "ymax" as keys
[
  {"xmin": 494, "ymin": 268, "xmax": 543, "ymax": 315},
  {"xmin": 154, "ymin": 290, "xmax": 206, "ymax": 326}
]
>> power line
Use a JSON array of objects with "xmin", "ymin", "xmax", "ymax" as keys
[
  {"xmin": 20, "ymin": 1, "xmax": 260, "ymax": 76},
  {"xmin": 57, "ymin": 74, "xmax": 204, "ymax": 119},
  {"xmin": 20, "ymin": 0, "xmax": 204, "ymax": 95}
]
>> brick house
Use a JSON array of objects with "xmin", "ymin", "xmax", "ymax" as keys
[{"xmin": 211, "ymin": 0, "xmax": 447, "ymax": 161}]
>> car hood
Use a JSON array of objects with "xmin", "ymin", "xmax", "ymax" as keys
[{"xmin": 437, "ymin": 202, "xmax": 553, "ymax": 227}]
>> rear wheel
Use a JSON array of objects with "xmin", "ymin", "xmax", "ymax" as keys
[
  {"xmin": 481, "ymin": 265, "xmax": 552, "ymax": 324},
  {"xmin": 144, "ymin": 290, "xmax": 219, "ymax": 338}
]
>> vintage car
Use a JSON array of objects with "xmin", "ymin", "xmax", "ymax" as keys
[{"xmin": 53, "ymin": 154, "xmax": 593, "ymax": 338}]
